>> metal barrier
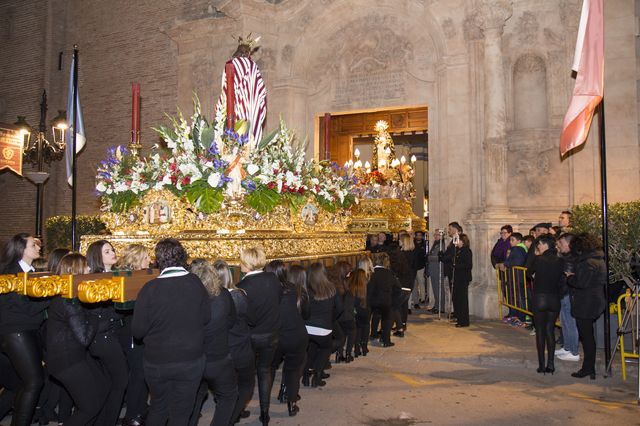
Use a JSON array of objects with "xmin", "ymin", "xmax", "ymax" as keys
[
  {"xmin": 616, "ymin": 292, "xmax": 639, "ymax": 381},
  {"xmin": 496, "ymin": 266, "xmax": 532, "ymax": 319}
]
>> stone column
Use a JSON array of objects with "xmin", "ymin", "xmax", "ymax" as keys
[{"xmin": 478, "ymin": 0, "xmax": 512, "ymax": 214}]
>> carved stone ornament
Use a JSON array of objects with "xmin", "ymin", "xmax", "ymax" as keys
[
  {"xmin": 475, "ymin": 0, "xmax": 513, "ymax": 33},
  {"xmin": 441, "ymin": 17, "xmax": 457, "ymax": 40},
  {"xmin": 517, "ymin": 11, "xmax": 539, "ymax": 44},
  {"xmin": 515, "ymin": 152, "xmax": 550, "ymax": 195}
]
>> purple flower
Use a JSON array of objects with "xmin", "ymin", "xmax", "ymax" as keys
[
  {"xmin": 242, "ymin": 179, "xmax": 257, "ymax": 191},
  {"xmin": 208, "ymin": 142, "xmax": 219, "ymax": 156}
]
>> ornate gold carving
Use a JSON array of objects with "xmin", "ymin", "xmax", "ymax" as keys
[
  {"xmin": 77, "ymin": 277, "xmax": 125, "ymax": 304},
  {"xmin": 0, "ymin": 273, "xmax": 25, "ymax": 295},
  {"xmin": 81, "ymin": 232, "xmax": 366, "ymax": 265},
  {"xmin": 349, "ymin": 198, "xmax": 425, "ymax": 233},
  {"xmin": 25, "ymin": 275, "xmax": 73, "ymax": 298}
]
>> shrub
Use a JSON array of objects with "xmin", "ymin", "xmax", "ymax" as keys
[
  {"xmin": 44, "ymin": 215, "xmax": 107, "ymax": 253},
  {"xmin": 572, "ymin": 201, "xmax": 640, "ymax": 283}
]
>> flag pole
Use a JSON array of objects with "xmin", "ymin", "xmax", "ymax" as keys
[
  {"xmin": 71, "ymin": 45, "xmax": 79, "ymax": 251},
  {"xmin": 598, "ymin": 99, "xmax": 611, "ymax": 374}
]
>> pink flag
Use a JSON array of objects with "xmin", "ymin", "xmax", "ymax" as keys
[{"xmin": 560, "ymin": 0, "xmax": 604, "ymax": 157}]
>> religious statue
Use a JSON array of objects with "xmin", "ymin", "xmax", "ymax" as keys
[
  {"xmin": 372, "ymin": 120, "xmax": 395, "ymax": 171},
  {"xmin": 214, "ymin": 35, "xmax": 267, "ymax": 198}
]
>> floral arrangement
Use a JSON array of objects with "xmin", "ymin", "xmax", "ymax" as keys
[{"xmin": 95, "ymin": 98, "xmax": 357, "ymax": 215}]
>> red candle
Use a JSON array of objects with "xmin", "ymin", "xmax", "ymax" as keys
[
  {"xmin": 132, "ymin": 82, "xmax": 140, "ymax": 143},
  {"xmin": 323, "ymin": 113, "xmax": 331, "ymax": 161}
]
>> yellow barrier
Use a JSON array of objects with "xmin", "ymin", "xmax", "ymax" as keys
[
  {"xmin": 496, "ymin": 266, "xmax": 532, "ymax": 318},
  {"xmin": 616, "ymin": 292, "xmax": 639, "ymax": 381}
]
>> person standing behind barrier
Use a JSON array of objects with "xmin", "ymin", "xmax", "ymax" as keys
[
  {"xmin": 499, "ymin": 232, "xmax": 528, "ymax": 324},
  {"xmin": 237, "ymin": 247, "xmax": 281, "ymax": 426},
  {"xmin": 528, "ymin": 235, "xmax": 564, "ymax": 374},
  {"xmin": 214, "ymin": 260, "xmax": 254, "ymax": 425},
  {"xmin": 555, "ymin": 233, "xmax": 580, "ymax": 362},
  {"xmin": 132, "ymin": 238, "xmax": 210, "ymax": 425},
  {"xmin": 188, "ymin": 259, "xmax": 238, "ymax": 426},
  {"xmin": 47, "ymin": 253, "xmax": 107, "ymax": 426},
  {"xmin": 369, "ymin": 252, "xmax": 400, "ymax": 346},
  {"xmin": 0, "ymin": 233, "xmax": 48, "ymax": 426},
  {"xmin": 427, "ymin": 230, "xmax": 444, "ymax": 314},
  {"xmin": 452, "ymin": 234, "xmax": 472, "ymax": 328},
  {"xmin": 491, "ymin": 225, "xmax": 512, "ymax": 268},
  {"xmin": 566, "ymin": 233, "xmax": 607, "ymax": 379}
]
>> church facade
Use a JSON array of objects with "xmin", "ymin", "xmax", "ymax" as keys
[{"xmin": 1, "ymin": 0, "xmax": 638, "ymax": 317}]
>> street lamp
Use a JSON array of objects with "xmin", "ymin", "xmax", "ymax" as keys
[{"xmin": 14, "ymin": 90, "xmax": 67, "ymax": 241}]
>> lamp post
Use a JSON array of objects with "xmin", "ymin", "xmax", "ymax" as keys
[{"xmin": 14, "ymin": 90, "xmax": 67, "ymax": 242}]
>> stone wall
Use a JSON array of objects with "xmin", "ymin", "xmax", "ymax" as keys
[{"xmin": 1, "ymin": 0, "xmax": 639, "ymax": 318}]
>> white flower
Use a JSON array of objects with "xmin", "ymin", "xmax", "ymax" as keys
[
  {"xmin": 162, "ymin": 175, "xmax": 172, "ymax": 185},
  {"xmin": 96, "ymin": 182, "xmax": 107, "ymax": 193},
  {"xmin": 247, "ymin": 164, "xmax": 259, "ymax": 175},
  {"xmin": 207, "ymin": 172, "xmax": 221, "ymax": 188}
]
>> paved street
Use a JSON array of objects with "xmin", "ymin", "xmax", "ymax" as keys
[{"xmin": 200, "ymin": 310, "xmax": 639, "ymax": 425}]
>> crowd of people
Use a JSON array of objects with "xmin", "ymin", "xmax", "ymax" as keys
[
  {"xmin": 0, "ymin": 228, "xmax": 464, "ymax": 426},
  {"xmin": 491, "ymin": 211, "xmax": 608, "ymax": 379}
]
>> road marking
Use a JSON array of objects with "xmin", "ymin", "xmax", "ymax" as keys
[
  {"xmin": 391, "ymin": 372, "xmax": 449, "ymax": 387},
  {"xmin": 566, "ymin": 391, "xmax": 635, "ymax": 410}
]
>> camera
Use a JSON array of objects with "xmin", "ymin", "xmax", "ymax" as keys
[{"xmin": 452, "ymin": 234, "xmax": 460, "ymax": 245}]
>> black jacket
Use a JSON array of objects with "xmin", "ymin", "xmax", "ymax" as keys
[
  {"xmin": 203, "ymin": 288, "xmax": 236, "ymax": 362},
  {"xmin": 337, "ymin": 290, "xmax": 355, "ymax": 323},
  {"xmin": 132, "ymin": 271, "xmax": 210, "ymax": 364},
  {"xmin": 453, "ymin": 246, "xmax": 473, "ymax": 284},
  {"xmin": 0, "ymin": 262, "xmax": 49, "ymax": 334},
  {"xmin": 529, "ymin": 249, "xmax": 563, "ymax": 296},
  {"xmin": 441, "ymin": 242, "xmax": 456, "ymax": 279},
  {"xmin": 413, "ymin": 242, "xmax": 427, "ymax": 271},
  {"xmin": 278, "ymin": 288, "xmax": 309, "ymax": 346},
  {"xmin": 568, "ymin": 250, "xmax": 607, "ymax": 320},
  {"xmin": 367, "ymin": 267, "xmax": 401, "ymax": 308},
  {"xmin": 237, "ymin": 271, "xmax": 282, "ymax": 335},
  {"xmin": 306, "ymin": 292, "xmax": 342, "ymax": 331},
  {"xmin": 46, "ymin": 296, "xmax": 98, "ymax": 374},
  {"xmin": 228, "ymin": 289, "xmax": 253, "ymax": 369}
]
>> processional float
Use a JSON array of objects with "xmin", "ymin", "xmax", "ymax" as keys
[{"xmin": 1, "ymin": 36, "xmax": 425, "ymax": 304}]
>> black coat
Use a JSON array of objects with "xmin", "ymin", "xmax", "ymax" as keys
[
  {"xmin": 237, "ymin": 271, "xmax": 282, "ymax": 335},
  {"xmin": 441, "ymin": 242, "xmax": 456, "ymax": 279},
  {"xmin": 453, "ymin": 246, "xmax": 472, "ymax": 284},
  {"xmin": 0, "ymin": 261, "xmax": 49, "ymax": 334},
  {"xmin": 306, "ymin": 292, "xmax": 342, "ymax": 331},
  {"xmin": 203, "ymin": 288, "xmax": 236, "ymax": 362},
  {"xmin": 228, "ymin": 289, "xmax": 253, "ymax": 369},
  {"xmin": 529, "ymin": 249, "xmax": 564, "ymax": 296},
  {"xmin": 367, "ymin": 267, "xmax": 401, "ymax": 308},
  {"xmin": 568, "ymin": 250, "xmax": 607, "ymax": 320}
]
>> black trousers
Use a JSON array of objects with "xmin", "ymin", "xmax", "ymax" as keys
[
  {"xmin": 189, "ymin": 356, "xmax": 238, "ymax": 426},
  {"xmin": 52, "ymin": 357, "xmax": 108, "ymax": 426},
  {"xmin": 90, "ymin": 332, "xmax": 129, "ymax": 426},
  {"xmin": 533, "ymin": 293, "xmax": 560, "ymax": 369},
  {"xmin": 144, "ymin": 356, "xmax": 205, "ymax": 426},
  {"xmin": 453, "ymin": 280, "xmax": 470, "ymax": 326},
  {"xmin": 230, "ymin": 363, "xmax": 255, "ymax": 422},
  {"xmin": 119, "ymin": 314, "xmax": 149, "ymax": 420},
  {"xmin": 338, "ymin": 320, "xmax": 356, "ymax": 355},
  {"xmin": 250, "ymin": 333, "xmax": 278, "ymax": 414},
  {"xmin": 0, "ymin": 331, "xmax": 44, "ymax": 426},
  {"xmin": 370, "ymin": 305, "xmax": 392, "ymax": 344},
  {"xmin": 271, "ymin": 333, "xmax": 307, "ymax": 402},
  {"xmin": 576, "ymin": 318, "xmax": 597, "ymax": 373},
  {"xmin": 0, "ymin": 351, "xmax": 19, "ymax": 420},
  {"xmin": 305, "ymin": 334, "xmax": 332, "ymax": 372},
  {"xmin": 354, "ymin": 307, "xmax": 370, "ymax": 354},
  {"xmin": 393, "ymin": 291, "xmax": 412, "ymax": 331}
]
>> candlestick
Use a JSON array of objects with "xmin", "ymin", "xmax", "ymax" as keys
[
  {"xmin": 354, "ymin": 148, "xmax": 360, "ymax": 159},
  {"xmin": 364, "ymin": 161, "xmax": 371, "ymax": 169},
  {"xmin": 354, "ymin": 160, "xmax": 362, "ymax": 169},
  {"xmin": 400, "ymin": 155, "xmax": 406, "ymax": 165},
  {"xmin": 391, "ymin": 159, "xmax": 400, "ymax": 168},
  {"xmin": 131, "ymin": 82, "xmax": 140, "ymax": 143},
  {"xmin": 410, "ymin": 155, "xmax": 417, "ymax": 163}
]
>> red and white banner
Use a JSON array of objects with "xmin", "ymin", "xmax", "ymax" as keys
[{"xmin": 560, "ymin": 0, "xmax": 604, "ymax": 157}]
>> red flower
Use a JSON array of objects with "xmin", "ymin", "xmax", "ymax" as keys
[
  {"xmin": 182, "ymin": 176, "xmax": 191, "ymax": 186},
  {"xmin": 297, "ymin": 187, "xmax": 305, "ymax": 194},
  {"xmin": 267, "ymin": 182, "xmax": 276, "ymax": 190}
]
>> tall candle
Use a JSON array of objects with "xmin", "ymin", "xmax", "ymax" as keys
[{"xmin": 132, "ymin": 82, "xmax": 140, "ymax": 143}]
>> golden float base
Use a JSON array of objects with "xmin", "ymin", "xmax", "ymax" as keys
[
  {"xmin": 349, "ymin": 198, "xmax": 426, "ymax": 233},
  {"xmin": 81, "ymin": 231, "xmax": 367, "ymax": 265}
]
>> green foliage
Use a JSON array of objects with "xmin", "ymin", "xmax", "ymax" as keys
[
  {"xmin": 245, "ymin": 187, "xmax": 281, "ymax": 214},
  {"xmin": 184, "ymin": 180, "xmax": 224, "ymax": 214},
  {"xmin": 45, "ymin": 215, "xmax": 107, "ymax": 252},
  {"xmin": 106, "ymin": 190, "xmax": 142, "ymax": 213},
  {"xmin": 572, "ymin": 201, "xmax": 640, "ymax": 283},
  {"xmin": 282, "ymin": 192, "xmax": 306, "ymax": 211}
]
